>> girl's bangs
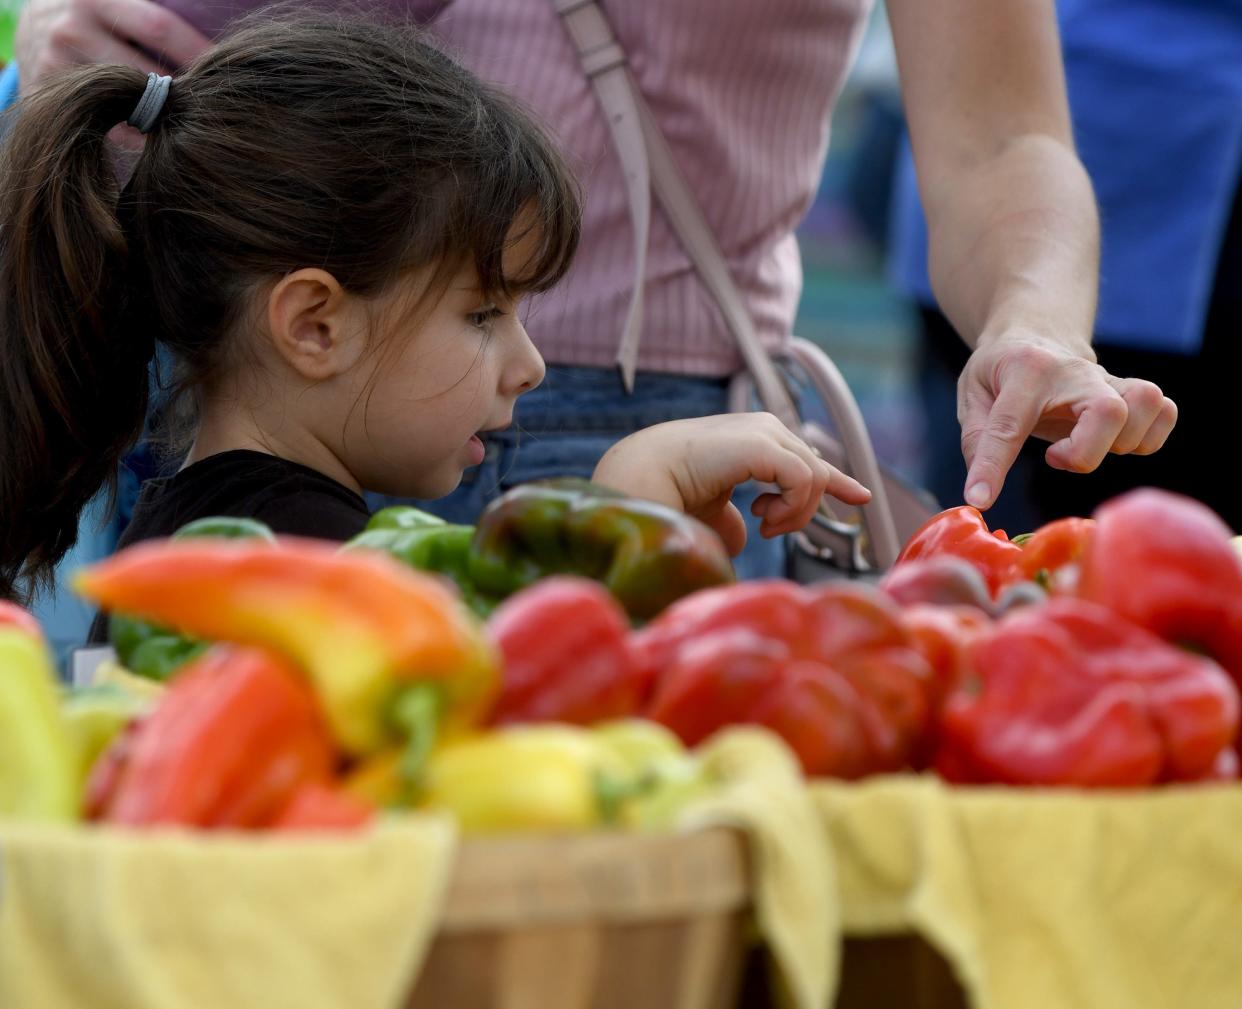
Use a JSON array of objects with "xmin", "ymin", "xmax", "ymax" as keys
[{"xmin": 461, "ymin": 97, "xmax": 582, "ymax": 301}]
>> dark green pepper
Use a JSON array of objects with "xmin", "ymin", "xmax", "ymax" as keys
[
  {"xmin": 469, "ymin": 479, "xmax": 735, "ymax": 620},
  {"xmin": 108, "ymin": 516, "xmax": 274, "ymax": 679},
  {"xmin": 348, "ymin": 486, "xmax": 735, "ymax": 622}
]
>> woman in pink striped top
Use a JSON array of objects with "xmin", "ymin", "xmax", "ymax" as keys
[{"xmin": 14, "ymin": 0, "xmax": 1176, "ymax": 578}]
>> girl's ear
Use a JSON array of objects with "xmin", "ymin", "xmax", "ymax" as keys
[{"xmin": 265, "ymin": 268, "xmax": 367, "ymax": 381}]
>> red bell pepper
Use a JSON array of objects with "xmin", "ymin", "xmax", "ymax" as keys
[
  {"xmin": 899, "ymin": 604, "xmax": 991, "ymax": 767},
  {"xmin": 1016, "ymin": 517, "xmax": 1095, "ymax": 592},
  {"xmin": 92, "ymin": 646, "xmax": 336, "ymax": 828},
  {"xmin": 894, "ymin": 507, "xmax": 1024, "ymax": 597},
  {"xmin": 486, "ymin": 576, "xmax": 643, "ymax": 726},
  {"xmin": 271, "ymin": 784, "xmax": 375, "ymax": 832},
  {"xmin": 83, "ymin": 717, "xmax": 142, "ymax": 820},
  {"xmin": 0, "ymin": 600, "xmax": 42, "ymax": 638},
  {"xmin": 899, "ymin": 604, "xmax": 990, "ymax": 708},
  {"xmin": 937, "ymin": 598, "xmax": 1240, "ymax": 787},
  {"xmin": 653, "ymin": 629, "xmax": 876, "ymax": 779},
  {"xmin": 639, "ymin": 581, "xmax": 933, "ymax": 777},
  {"xmin": 1078, "ymin": 489, "xmax": 1242, "ymax": 693}
]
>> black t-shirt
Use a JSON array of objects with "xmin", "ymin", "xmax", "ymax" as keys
[
  {"xmin": 88, "ymin": 450, "xmax": 371, "ymax": 643},
  {"xmin": 114, "ymin": 450, "xmax": 371, "ymax": 547}
]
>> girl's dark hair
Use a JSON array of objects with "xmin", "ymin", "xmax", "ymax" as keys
[{"xmin": 0, "ymin": 13, "xmax": 580, "ymax": 601}]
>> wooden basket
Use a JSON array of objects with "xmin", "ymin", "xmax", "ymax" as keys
[{"xmin": 407, "ymin": 827, "xmax": 752, "ymax": 1009}]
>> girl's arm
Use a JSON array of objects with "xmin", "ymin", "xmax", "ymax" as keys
[
  {"xmin": 889, "ymin": 0, "xmax": 1176, "ymax": 510},
  {"xmin": 592, "ymin": 413, "xmax": 870, "ymax": 555}
]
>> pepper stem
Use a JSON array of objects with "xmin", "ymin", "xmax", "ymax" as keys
[
  {"xmin": 593, "ymin": 769, "xmax": 656, "ymax": 825},
  {"xmin": 390, "ymin": 683, "xmax": 443, "ymax": 800}
]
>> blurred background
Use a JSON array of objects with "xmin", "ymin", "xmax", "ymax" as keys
[
  {"xmin": 801, "ymin": 0, "xmax": 1242, "ymax": 540},
  {"xmin": 2, "ymin": 0, "xmax": 1239, "ymax": 545},
  {"xmin": 792, "ymin": 5, "xmax": 924, "ymax": 489}
]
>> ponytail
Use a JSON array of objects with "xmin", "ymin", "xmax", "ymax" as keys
[
  {"xmin": 0, "ymin": 14, "xmax": 583, "ymax": 603},
  {"xmin": 0, "ymin": 65, "xmax": 155, "ymax": 601}
]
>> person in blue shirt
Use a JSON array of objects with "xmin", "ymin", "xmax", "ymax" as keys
[{"xmin": 892, "ymin": 0, "xmax": 1242, "ymax": 532}]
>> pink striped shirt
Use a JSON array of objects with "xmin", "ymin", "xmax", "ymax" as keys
[{"xmin": 164, "ymin": 0, "xmax": 873, "ymax": 375}]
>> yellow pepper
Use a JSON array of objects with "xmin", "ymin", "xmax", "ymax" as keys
[
  {"xmin": 417, "ymin": 726, "xmax": 631, "ymax": 834},
  {"xmin": 60, "ymin": 685, "xmax": 152, "ymax": 788},
  {"xmin": 0, "ymin": 627, "xmax": 79, "ymax": 821},
  {"xmin": 592, "ymin": 719, "xmax": 715, "ymax": 830},
  {"xmin": 346, "ymin": 719, "xmax": 716, "ymax": 832},
  {"xmin": 592, "ymin": 719, "xmax": 687, "ymax": 772}
]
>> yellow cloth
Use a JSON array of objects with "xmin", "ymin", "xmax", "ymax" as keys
[
  {"xmin": 677, "ymin": 728, "xmax": 837, "ymax": 1009},
  {"xmin": 0, "ymin": 815, "xmax": 457, "ymax": 1009},
  {"xmin": 814, "ymin": 775, "xmax": 1242, "ymax": 1009}
]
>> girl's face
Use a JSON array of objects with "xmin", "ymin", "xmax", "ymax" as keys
[{"xmin": 341, "ymin": 257, "xmax": 547, "ymax": 499}]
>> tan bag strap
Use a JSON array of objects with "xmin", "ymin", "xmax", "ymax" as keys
[
  {"xmin": 551, "ymin": 0, "xmax": 650, "ymax": 392},
  {"xmin": 552, "ymin": 0, "xmax": 902, "ymax": 567}
]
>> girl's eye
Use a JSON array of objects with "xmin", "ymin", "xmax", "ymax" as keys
[{"xmin": 467, "ymin": 306, "xmax": 505, "ymax": 329}]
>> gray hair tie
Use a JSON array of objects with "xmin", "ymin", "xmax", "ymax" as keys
[{"xmin": 127, "ymin": 73, "xmax": 172, "ymax": 134}]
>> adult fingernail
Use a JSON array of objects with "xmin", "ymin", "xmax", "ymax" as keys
[{"xmin": 965, "ymin": 482, "xmax": 990, "ymax": 508}]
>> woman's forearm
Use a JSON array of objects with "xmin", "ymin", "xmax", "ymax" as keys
[{"xmin": 927, "ymin": 132, "xmax": 1099, "ymax": 358}]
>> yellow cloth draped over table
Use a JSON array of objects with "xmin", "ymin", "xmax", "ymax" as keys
[
  {"xmin": 814, "ymin": 775, "xmax": 1242, "ymax": 1009},
  {"xmin": 0, "ymin": 728, "xmax": 832, "ymax": 1009},
  {"xmin": 678, "ymin": 728, "xmax": 837, "ymax": 1009},
  {"xmin": 0, "ymin": 816, "xmax": 458, "ymax": 1009},
  {"xmin": 6, "ymin": 745, "xmax": 1242, "ymax": 1009}
]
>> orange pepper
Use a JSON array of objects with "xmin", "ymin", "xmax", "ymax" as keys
[{"xmin": 75, "ymin": 538, "xmax": 497, "ymax": 755}]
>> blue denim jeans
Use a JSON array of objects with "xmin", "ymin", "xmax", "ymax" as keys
[{"xmin": 367, "ymin": 365, "xmax": 787, "ymax": 580}]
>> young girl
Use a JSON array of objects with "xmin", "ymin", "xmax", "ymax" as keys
[{"xmin": 0, "ymin": 14, "xmax": 869, "ymax": 607}]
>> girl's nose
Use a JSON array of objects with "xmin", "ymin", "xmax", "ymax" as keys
[{"xmin": 508, "ymin": 320, "xmax": 546, "ymax": 395}]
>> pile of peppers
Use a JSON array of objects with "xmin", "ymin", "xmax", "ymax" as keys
[
  {"xmin": 63, "ymin": 527, "xmax": 722, "ymax": 833},
  {"xmin": 635, "ymin": 581, "xmax": 934, "ymax": 778},
  {"xmin": 886, "ymin": 488, "xmax": 1242, "ymax": 785},
  {"xmin": 69, "ymin": 534, "xmax": 504, "ymax": 830},
  {"xmin": 8, "ymin": 484, "xmax": 1242, "ymax": 836}
]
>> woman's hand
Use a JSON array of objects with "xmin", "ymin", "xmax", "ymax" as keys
[
  {"xmin": 958, "ymin": 331, "xmax": 1177, "ymax": 509},
  {"xmin": 591, "ymin": 413, "xmax": 871, "ymax": 555},
  {"xmin": 15, "ymin": 0, "xmax": 211, "ymax": 92}
]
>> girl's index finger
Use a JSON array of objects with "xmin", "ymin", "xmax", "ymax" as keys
[
  {"xmin": 821, "ymin": 459, "xmax": 872, "ymax": 506},
  {"xmin": 775, "ymin": 427, "xmax": 872, "ymax": 508}
]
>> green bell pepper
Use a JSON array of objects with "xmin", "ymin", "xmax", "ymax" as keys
[
  {"xmin": 172, "ymin": 516, "xmax": 278, "ymax": 542},
  {"xmin": 346, "ymin": 521, "xmax": 491, "ymax": 615},
  {"xmin": 108, "ymin": 516, "xmax": 275, "ymax": 679},
  {"xmin": 366, "ymin": 506, "xmax": 448, "ymax": 532}
]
